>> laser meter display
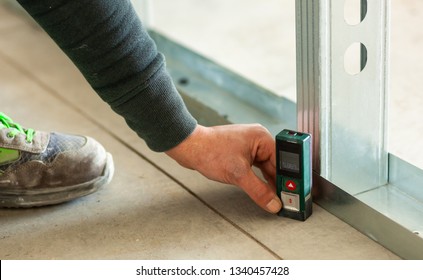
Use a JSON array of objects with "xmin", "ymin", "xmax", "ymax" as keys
[
  {"xmin": 280, "ymin": 151, "xmax": 300, "ymax": 173},
  {"xmin": 276, "ymin": 129, "xmax": 312, "ymax": 221}
]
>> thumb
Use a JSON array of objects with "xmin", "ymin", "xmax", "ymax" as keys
[{"xmin": 237, "ymin": 170, "xmax": 282, "ymax": 213}]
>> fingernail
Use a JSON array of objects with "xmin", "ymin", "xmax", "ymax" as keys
[{"xmin": 266, "ymin": 198, "xmax": 282, "ymax": 213}]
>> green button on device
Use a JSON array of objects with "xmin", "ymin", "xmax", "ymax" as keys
[{"xmin": 276, "ymin": 129, "xmax": 312, "ymax": 221}]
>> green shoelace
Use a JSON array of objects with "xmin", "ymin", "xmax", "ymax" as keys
[{"xmin": 0, "ymin": 112, "xmax": 35, "ymax": 143}]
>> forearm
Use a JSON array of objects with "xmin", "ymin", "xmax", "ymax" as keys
[{"xmin": 17, "ymin": 0, "xmax": 197, "ymax": 152}]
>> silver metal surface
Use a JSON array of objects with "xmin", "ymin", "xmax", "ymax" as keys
[
  {"xmin": 296, "ymin": 0, "xmax": 423, "ymax": 259},
  {"xmin": 296, "ymin": 0, "xmax": 326, "ymax": 176},
  {"xmin": 356, "ymin": 184, "xmax": 423, "ymax": 241},
  {"xmin": 389, "ymin": 154, "xmax": 423, "ymax": 203},
  {"xmin": 315, "ymin": 173, "xmax": 423, "ymax": 259},
  {"xmin": 297, "ymin": 0, "xmax": 390, "ymax": 194}
]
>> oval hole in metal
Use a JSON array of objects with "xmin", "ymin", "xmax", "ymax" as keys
[
  {"xmin": 344, "ymin": 42, "xmax": 368, "ymax": 75},
  {"xmin": 344, "ymin": 0, "xmax": 368, "ymax": 26}
]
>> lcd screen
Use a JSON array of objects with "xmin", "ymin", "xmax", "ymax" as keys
[{"xmin": 280, "ymin": 151, "xmax": 300, "ymax": 173}]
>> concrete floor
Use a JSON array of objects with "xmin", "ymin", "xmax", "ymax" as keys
[{"xmin": 0, "ymin": 3, "xmax": 402, "ymax": 259}]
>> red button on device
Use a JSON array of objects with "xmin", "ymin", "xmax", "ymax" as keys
[{"xmin": 285, "ymin": 180, "xmax": 297, "ymax": 191}]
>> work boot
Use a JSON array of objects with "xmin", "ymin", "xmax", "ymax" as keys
[{"xmin": 0, "ymin": 112, "xmax": 114, "ymax": 207}]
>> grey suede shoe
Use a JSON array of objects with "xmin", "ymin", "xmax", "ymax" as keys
[{"xmin": 0, "ymin": 112, "xmax": 114, "ymax": 207}]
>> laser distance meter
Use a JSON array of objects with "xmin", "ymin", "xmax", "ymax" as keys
[{"xmin": 276, "ymin": 129, "xmax": 312, "ymax": 221}]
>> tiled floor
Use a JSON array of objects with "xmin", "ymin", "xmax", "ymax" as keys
[{"xmin": 0, "ymin": 3, "xmax": 400, "ymax": 259}]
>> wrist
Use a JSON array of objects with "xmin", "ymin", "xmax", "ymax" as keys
[{"xmin": 165, "ymin": 124, "xmax": 209, "ymax": 169}]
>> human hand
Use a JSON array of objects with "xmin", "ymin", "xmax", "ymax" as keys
[{"xmin": 165, "ymin": 124, "xmax": 282, "ymax": 213}]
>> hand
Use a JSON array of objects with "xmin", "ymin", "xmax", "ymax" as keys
[{"xmin": 165, "ymin": 124, "xmax": 282, "ymax": 213}]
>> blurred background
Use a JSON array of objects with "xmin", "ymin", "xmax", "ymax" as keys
[
  {"xmin": 2, "ymin": 0, "xmax": 422, "ymax": 169},
  {"xmin": 147, "ymin": 0, "xmax": 423, "ymax": 170}
]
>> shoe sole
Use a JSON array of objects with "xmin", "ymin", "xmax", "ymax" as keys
[{"xmin": 0, "ymin": 153, "xmax": 114, "ymax": 208}]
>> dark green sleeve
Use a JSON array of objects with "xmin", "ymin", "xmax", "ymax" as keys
[{"xmin": 17, "ymin": 0, "xmax": 197, "ymax": 152}]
